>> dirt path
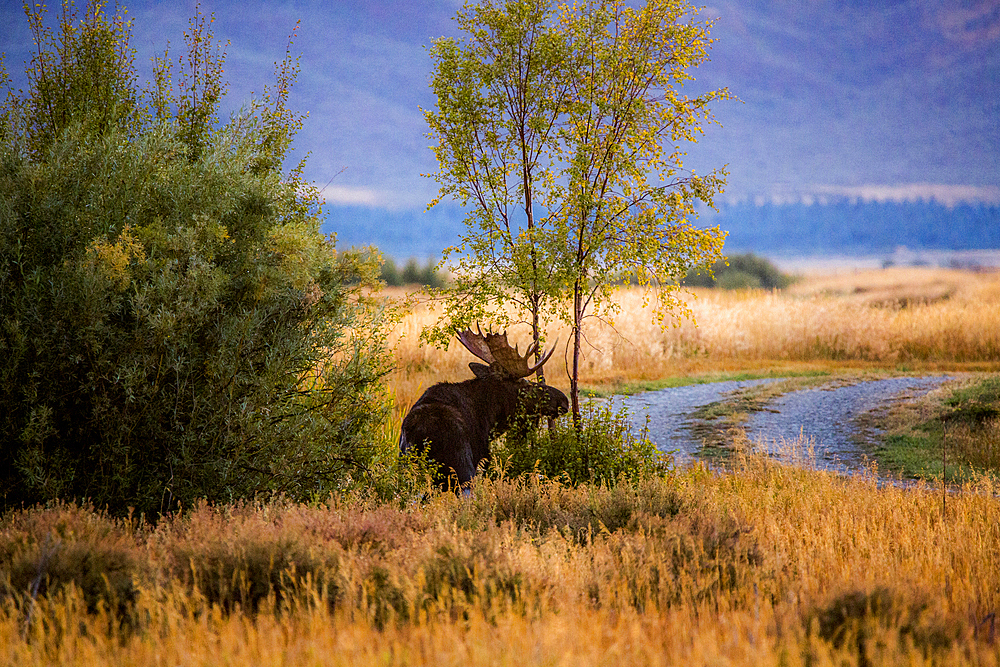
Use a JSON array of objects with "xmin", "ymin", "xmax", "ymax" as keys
[{"xmin": 615, "ymin": 375, "xmax": 954, "ymax": 475}]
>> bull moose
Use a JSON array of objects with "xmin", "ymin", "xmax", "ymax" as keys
[{"xmin": 399, "ymin": 327, "xmax": 569, "ymax": 490}]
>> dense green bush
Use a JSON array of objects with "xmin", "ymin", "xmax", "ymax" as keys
[
  {"xmin": 683, "ymin": 253, "xmax": 792, "ymax": 289},
  {"xmin": 490, "ymin": 403, "xmax": 672, "ymax": 486},
  {"xmin": 380, "ymin": 256, "xmax": 446, "ymax": 287},
  {"xmin": 0, "ymin": 3, "xmax": 394, "ymax": 515}
]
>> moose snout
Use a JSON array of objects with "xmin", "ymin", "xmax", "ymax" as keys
[{"xmin": 545, "ymin": 385, "xmax": 570, "ymax": 417}]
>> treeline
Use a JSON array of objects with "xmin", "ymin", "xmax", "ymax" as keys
[
  {"xmin": 683, "ymin": 253, "xmax": 792, "ymax": 289},
  {"xmin": 380, "ymin": 256, "xmax": 447, "ymax": 287},
  {"xmin": 378, "ymin": 252, "xmax": 789, "ymax": 290},
  {"xmin": 714, "ymin": 199, "xmax": 1000, "ymax": 254},
  {"xmin": 330, "ymin": 199, "xmax": 1000, "ymax": 262}
]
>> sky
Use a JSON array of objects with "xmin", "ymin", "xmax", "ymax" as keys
[{"xmin": 2, "ymin": 0, "xmax": 998, "ymax": 216}]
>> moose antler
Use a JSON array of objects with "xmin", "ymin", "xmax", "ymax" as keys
[
  {"xmin": 456, "ymin": 324, "xmax": 496, "ymax": 365},
  {"xmin": 456, "ymin": 325, "xmax": 557, "ymax": 379}
]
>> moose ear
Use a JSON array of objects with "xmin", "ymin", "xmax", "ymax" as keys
[{"xmin": 469, "ymin": 362, "xmax": 492, "ymax": 378}]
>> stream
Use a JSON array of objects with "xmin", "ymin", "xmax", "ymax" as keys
[{"xmin": 614, "ymin": 375, "xmax": 953, "ymax": 475}]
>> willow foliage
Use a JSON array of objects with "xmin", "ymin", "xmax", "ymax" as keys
[{"xmin": 0, "ymin": 2, "xmax": 393, "ymax": 515}]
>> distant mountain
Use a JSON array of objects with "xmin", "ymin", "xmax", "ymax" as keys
[
  {"xmin": 323, "ymin": 199, "xmax": 1000, "ymax": 261},
  {"xmin": 687, "ymin": 1, "xmax": 1000, "ymax": 199},
  {"xmin": 3, "ymin": 1, "xmax": 994, "ymax": 207},
  {"xmin": 710, "ymin": 200, "xmax": 1000, "ymax": 256},
  {"xmin": 322, "ymin": 204, "xmax": 465, "ymax": 260}
]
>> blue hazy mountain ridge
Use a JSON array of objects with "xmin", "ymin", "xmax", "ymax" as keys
[
  {"xmin": 711, "ymin": 200, "xmax": 1000, "ymax": 255},
  {"xmin": 323, "ymin": 205, "xmax": 466, "ymax": 260},
  {"xmin": 1, "ymin": 1, "xmax": 996, "ymax": 247},
  {"xmin": 685, "ymin": 1, "xmax": 999, "ymax": 195},
  {"xmin": 322, "ymin": 200, "xmax": 1000, "ymax": 261},
  {"xmin": 319, "ymin": 1, "xmax": 999, "ymax": 260}
]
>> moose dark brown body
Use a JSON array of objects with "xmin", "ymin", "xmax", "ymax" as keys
[{"xmin": 399, "ymin": 328, "xmax": 568, "ymax": 489}]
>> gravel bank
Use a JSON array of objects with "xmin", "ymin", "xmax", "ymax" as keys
[{"xmin": 611, "ymin": 378, "xmax": 777, "ymax": 464}]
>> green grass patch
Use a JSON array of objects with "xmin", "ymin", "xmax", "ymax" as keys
[
  {"xmin": 874, "ymin": 427, "xmax": 988, "ymax": 484},
  {"xmin": 944, "ymin": 375, "xmax": 1000, "ymax": 419},
  {"xmin": 876, "ymin": 432, "xmax": 945, "ymax": 480},
  {"xmin": 580, "ymin": 368, "xmax": 832, "ymax": 398},
  {"xmin": 860, "ymin": 374, "xmax": 1000, "ymax": 482}
]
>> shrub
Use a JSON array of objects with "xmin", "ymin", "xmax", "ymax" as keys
[
  {"xmin": 0, "ymin": 502, "xmax": 144, "ymax": 615},
  {"xmin": 0, "ymin": 4, "xmax": 394, "ymax": 515},
  {"xmin": 683, "ymin": 253, "xmax": 792, "ymax": 289},
  {"xmin": 490, "ymin": 402, "xmax": 672, "ymax": 486},
  {"xmin": 475, "ymin": 474, "xmax": 684, "ymax": 541},
  {"xmin": 151, "ymin": 500, "xmax": 343, "ymax": 613},
  {"xmin": 380, "ymin": 255, "xmax": 446, "ymax": 287},
  {"xmin": 811, "ymin": 587, "xmax": 957, "ymax": 659}
]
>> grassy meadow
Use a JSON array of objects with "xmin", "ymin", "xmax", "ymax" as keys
[
  {"xmin": 4, "ymin": 459, "xmax": 1000, "ymax": 665},
  {"xmin": 5, "ymin": 266, "xmax": 1000, "ymax": 665},
  {"xmin": 390, "ymin": 267, "xmax": 1000, "ymax": 408}
]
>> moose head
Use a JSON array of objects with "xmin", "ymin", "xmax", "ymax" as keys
[{"xmin": 399, "ymin": 326, "xmax": 569, "ymax": 491}]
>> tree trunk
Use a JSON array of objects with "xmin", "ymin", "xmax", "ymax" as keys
[
  {"xmin": 531, "ymin": 299, "xmax": 542, "ymax": 378},
  {"xmin": 570, "ymin": 277, "xmax": 583, "ymax": 431}
]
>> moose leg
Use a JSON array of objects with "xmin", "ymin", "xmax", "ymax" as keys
[{"xmin": 430, "ymin": 433, "xmax": 476, "ymax": 493}]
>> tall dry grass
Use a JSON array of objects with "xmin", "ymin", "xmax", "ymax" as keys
[
  {"xmin": 3, "ymin": 449, "xmax": 1000, "ymax": 665},
  {"xmin": 5, "ymin": 267, "xmax": 1000, "ymax": 665},
  {"xmin": 388, "ymin": 267, "xmax": 1000, "ymax": 416}
]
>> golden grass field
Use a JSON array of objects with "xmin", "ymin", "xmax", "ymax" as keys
[
  {"xmin": 4, "ymin": 266, "xmax": 1000, "ymax": 666},
  {"xmin": 4, "ymin": 458, "xmax": 1000, "ymax": 665},
  {"xmin": 388, "ymin": 266, "xmax": 1000, "ymax": 420}
]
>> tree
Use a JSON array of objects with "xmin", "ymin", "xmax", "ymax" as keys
[
  {"xmin": 424, "ymin": 0, "xmax": 729, "ymax": 425},
  {"xmin": 0, "ymin": 1, "xmax": 393, "ymax": 515},
  {"xmin": 684, "ymin": 253, "xmax": 792, "ymax": 290},
  {"xmin": 422, "ymin": 0, "xmax": 570, "ymax": 375},
  {"xmin": 551, "ymin": 0, "xmax": 729, "ymax": 422}
]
